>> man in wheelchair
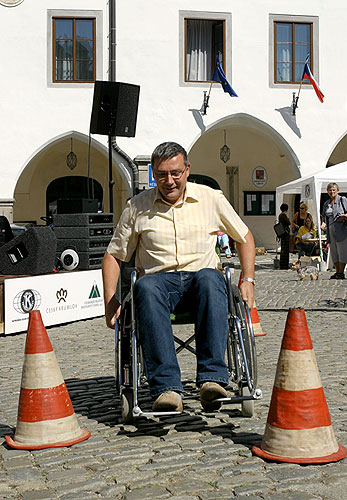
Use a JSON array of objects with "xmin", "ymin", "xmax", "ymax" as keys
[{"xmin": 102, "ymin": 142, "xmax": 255, "ymax": 413}]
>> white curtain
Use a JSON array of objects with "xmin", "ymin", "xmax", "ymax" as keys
[
  {"xmin": 277, "ymin": 47, "xmax": 291, "ymax": 82},
  {"xmin": 186, "ymin": 20, "xmax": 212, "ymax": 81}
]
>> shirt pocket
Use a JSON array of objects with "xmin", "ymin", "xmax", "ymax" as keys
[{"xmin": 183, "ymin": 224, "xmax": 212, "ymax": 254}]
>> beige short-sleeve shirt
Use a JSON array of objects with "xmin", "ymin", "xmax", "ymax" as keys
[{"xmin": 107, "ymin": 182, "xmax": 248, "ymax": 275}]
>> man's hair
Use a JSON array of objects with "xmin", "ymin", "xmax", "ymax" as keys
[
  {"xmin": 280, "ymin": 203, "xmax": 288, "ymax": 212},
  {"xmin": 326, "ymin": 182, "xmax": 339, "ymax": 191},
  {"xmin": 151, "ymin": 142, "xmax": 188, "ymax": 169}
]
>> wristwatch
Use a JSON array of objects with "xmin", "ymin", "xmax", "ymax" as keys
[{"xmin": 242, "ymin": 277, "xmax": 255, "ymax": 286}]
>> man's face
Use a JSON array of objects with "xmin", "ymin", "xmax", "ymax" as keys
[{"xmin": 153, "ymin": 154, "xmax": 190, "ymax": 204}]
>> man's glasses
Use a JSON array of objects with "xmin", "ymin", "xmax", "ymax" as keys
[{"xmin": 154, "ymin": 166, "xmax": 187, "ymax": 182}]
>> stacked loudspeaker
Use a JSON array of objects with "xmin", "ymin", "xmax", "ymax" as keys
[
  {"xmin": 0, "ymin": 225, "xmax": 57, "ymax": 276},
  {"xmin": 53, "ymin": 213, "xmax": 114, "ymax": 271}
]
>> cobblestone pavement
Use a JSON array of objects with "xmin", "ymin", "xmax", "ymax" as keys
[{"xmin": 0, "ymin": 261, "xmax": 346, "ymax": 499}]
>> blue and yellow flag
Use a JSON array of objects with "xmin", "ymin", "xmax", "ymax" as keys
[{"xmin": 212, "ymin": 55, "xmax": 238, "ymax": 97}]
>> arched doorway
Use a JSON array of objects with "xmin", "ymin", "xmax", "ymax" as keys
[
  {"xmin": 13, "ymin": 132, "xmax": 130, "ymax": 225},
  {"xmin": 46, "ymin": 176, "xmax": 103, "ymax": 216}
]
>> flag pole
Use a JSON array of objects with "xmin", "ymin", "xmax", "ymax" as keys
[
  {"xmin": 292, "ymin": 79, "xmax": 303, "ymax": 116},
  {"xmin": 201, "ymin": 82, "xmax": 213, "ymax": 115}
]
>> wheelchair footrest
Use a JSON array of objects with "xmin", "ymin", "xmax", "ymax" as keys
[
  {"xmin": 132, "ymin": 406, "xmax": 182, "ymax": 418},
  {"xmin": 215, "ymin": 391, "xmax": 262, "ymax": 405}
]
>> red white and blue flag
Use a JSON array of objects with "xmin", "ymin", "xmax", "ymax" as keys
[{"xmin": 301, "ymin": 57, "xmax": 324, "ymax": 103}]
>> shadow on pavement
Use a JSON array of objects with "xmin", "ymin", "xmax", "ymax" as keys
[{"xmin": 64, "ymin": 376, "xmax": 261, "ymax": 447}]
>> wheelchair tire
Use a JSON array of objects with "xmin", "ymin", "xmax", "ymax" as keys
[
  {"xmin": 229, "ymin": 285, "xmax": 257, "ymax": 409},
  {"xmin": 241, "ymin": 386, "xmax": 254, "ymax": 417},
  {"xmin": 230, "ymin": 285, "xmax": 253, "ymax": 377},
  {"xmin": 121, "ymin": 389, "xmax": 134, "ymax": 423}
]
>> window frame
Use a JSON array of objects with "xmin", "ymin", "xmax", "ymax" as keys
[
  {"xmin": 244, "ymin": 191, "xmax": 276, "ymax": 216},
  {"xmin": 47, "ymin": 9, "xmax": 103, "ymax": 88},
  {"xmin": 269, "ymin": 14, "xmax": 319, "ymax": 89},
  {"xmin": 184, "ymin": 18, "xmax": 226, "ymax": 83},
  {"xmin": 274, "ymin": 21, "xmax": 312, "ymax": 84},
  {"xmin": 179, "ymin": 10, "xmax": 232, "ymax": 88},
  {"xmin": 52, "ymin": 17, "xmax": 96, "ymax": 83}
]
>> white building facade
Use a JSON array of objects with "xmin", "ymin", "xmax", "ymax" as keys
[{"xmin": 1, "ymin": 0, "xmax": 347, "ymax": 248}]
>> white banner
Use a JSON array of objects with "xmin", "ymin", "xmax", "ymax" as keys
[{"xmin": 4, "ymin": 270, "xmax": 104, "ymax": 335}]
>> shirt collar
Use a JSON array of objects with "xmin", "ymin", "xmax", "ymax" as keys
[{"xmin": 154, "ymin": 182, "xmax": 200, "ymax": 206}]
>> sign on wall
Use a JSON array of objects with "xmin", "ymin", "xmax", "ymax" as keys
[
  {"xmin": 252, "ymin": 166, "xmax": 267, "ymax": 188},
  {"xmin": 148, "ymin": 164, "xmax": 157, "ymax": 188},
  {"xmin": 4, "ymin": 270, "xmax": 104, "ymax": 335}
]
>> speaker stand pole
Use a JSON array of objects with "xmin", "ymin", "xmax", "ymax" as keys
[{"xmin": 108, "ymin": 134, "xmax": 115, "ymax": 214}]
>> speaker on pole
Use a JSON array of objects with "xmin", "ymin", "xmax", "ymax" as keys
[{"xmin": 90, "ymin": 81, "xmax": 140, "ymax": 137}]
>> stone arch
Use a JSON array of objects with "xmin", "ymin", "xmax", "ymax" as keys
[{"xmin": 13, "ymin": 131, "xmax": 132, "ymax": 224}]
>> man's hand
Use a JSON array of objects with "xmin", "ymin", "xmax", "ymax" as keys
[
  {"xmin": 239, "ymin": 281, "xmax": 254, "ymax": 309},
  {"xmin": 105, "ymin": 295, "xmax": 121, "ymax": 329}
]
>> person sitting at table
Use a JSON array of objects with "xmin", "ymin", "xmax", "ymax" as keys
[{"xmin": 295, "ymin": 215, "xmax": 317, "ymax": 260}]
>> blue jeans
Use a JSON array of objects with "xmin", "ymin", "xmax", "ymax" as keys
[
  {"xmin": 133, "ymin": 268, "xmax": 229, "ymax": 397},
  {"xmin": 296, "ymin": 242, "xmax": 316, "ymax": 258}
]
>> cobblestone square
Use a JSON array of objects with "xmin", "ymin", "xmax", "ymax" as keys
[{"xmin": 0, "ymin": 259, "xmax": 346, "ymax": 499}]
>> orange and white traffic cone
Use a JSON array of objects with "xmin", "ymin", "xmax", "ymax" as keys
[
  {"xmin": 248, "ymin": 303, "xmax": 267, "ymax": 337},
  {"xmin": 6, "ymin": 310, "xmax": 91, "ymax": 450},
  {"xmin": 252, "ymin": 308, "xmax": 347, "ymax": 464},
  {"xmin": 238, "ymin": 272, "xmax": 267, "ymax": 337}
]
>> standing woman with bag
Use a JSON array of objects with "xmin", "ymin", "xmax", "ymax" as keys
[
  {"xmin": 278, "ymin": 203, "xmax": 291, "ymax": 269},
  {"xmin": 321, "ymin": 182, "xmax": 347, "ymax": 279}
]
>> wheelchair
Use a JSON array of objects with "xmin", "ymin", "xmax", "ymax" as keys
[{"xmin": 115, "ymin": 266, "xmax": 262, "ymax": 423}]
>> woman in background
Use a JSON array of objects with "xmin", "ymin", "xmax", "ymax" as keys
[
  {"xmin": 278, "ymin": 203, "xmax": 291, "ymax": 269},
  {"xmin": 292, "ymin": 202, "xmax": 310, "ymax": 235},
  {"xmin": 295, "ymin": 215, "xmax": 317, "ymax": 259},
  {"xmin": 321, "ymin": 182, "xmax": 347, "ymax": 279}
]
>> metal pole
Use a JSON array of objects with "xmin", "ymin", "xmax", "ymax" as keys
[
  {"xmin": 108, "ymin": 0, "xmax": 116, "ymax": 212},
  {"xmin": 108, "ymin": 134, "xmax": 114, "ymax": 213},
  {"xmin": 109, "ymin": 0, "xmax": 116, "ymax": 82}
]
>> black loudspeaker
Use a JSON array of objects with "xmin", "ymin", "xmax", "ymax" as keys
[
  {"xmin": 0, "ymin": 216, "xmax": 14, "ymax": 247},
  {"xmin": 56, "ymin": 198, "xmax": 98, "ymax": 214},
  {"xmin": 0, "ymin": 226, "xmax": 57, "ymax": 276},
  {"xmin": 53, "ymin": 213, "xmax": 114, "ymax": 227},
  {"xmin": 90, "ymin": 81, "xmax": 140, "ymax": 137},
  {"xmin": 52, "ymin": 213, "xmax": 114, "ymax": 270}
]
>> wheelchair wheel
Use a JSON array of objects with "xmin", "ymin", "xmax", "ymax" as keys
[
  {"xmin": 241, "ymin": 386, "xmax": 254, "ymax": 417},
  {"xmin": 229, "ymin": 284, "xmax": 257, "ymax": 408},
  {"xmin": 121, "ymin": 389, "xmax": 134, "ymax": 423}
]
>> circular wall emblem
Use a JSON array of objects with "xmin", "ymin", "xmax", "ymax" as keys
[
  {"xmin": 0, "ymin": 0, "xmax": 24, "ymax": 6},
  {"xmin": 13, "ymin": 289, "xmax": 41, "ymax": 314},
  {"xmin": 252, "ymin": 166, "xmax": 267, "ymax": 188}
]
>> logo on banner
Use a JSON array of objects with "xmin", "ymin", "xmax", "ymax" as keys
[
  {"xmin": 56, "ymin": 288, "xmax": 68, "ymax": 303},
  {"xmin": 13, "ymin": 289, "xmax": 41, "ymax": 314},
  {"xmin": 305, "ymin": 184, "xmax": 311, "ymax": 198},
  {"xmin": 89, "ymin": 282, "xmax": 101, "ymax": 299}
]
